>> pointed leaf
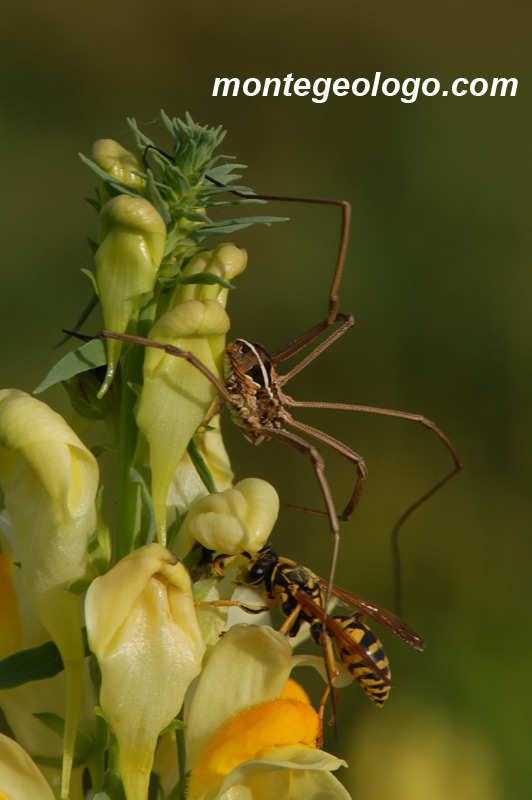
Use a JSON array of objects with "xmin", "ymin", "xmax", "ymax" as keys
[{"xmin": 34, "ymin": 339, "xmax": 107, "ymax": 394}]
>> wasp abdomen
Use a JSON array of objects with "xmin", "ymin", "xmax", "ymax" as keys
[{"xmin": 312, "ymin": 614, "xmax": 392, "ymax": 707}]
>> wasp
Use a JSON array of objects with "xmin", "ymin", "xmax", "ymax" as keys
[{"xmin": 213, "ymin": 543, "xmax": 424, "ymax": 708}]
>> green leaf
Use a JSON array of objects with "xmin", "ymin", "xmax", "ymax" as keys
[
  {"xmin": 130, "ymin": 466, "xmax": 157, "ymax": 546},
  {"xmin": 187, "ymin": 438, "xmax": 217, "ymax": 494},
  {"xmin": 64, "ymin": 577, "xmax": 92, "ymax": 595},
  {"xmin": 34, "ymin": 339, "xmax": 107, "ymax": 394},
  {"xmin": 53, "ymin": 292, "xmax": 99, "ymax": 348},
  {"xmin": 175, "ymin": 272, "xmax": 235, "ymax": 290},
  {"xmin": 33, "ymin": 712, "xmax": 65, "ymax": 738},
  {"xmin": 81, "ymin": 267, "xmax": 100, "ymax": 296},
  {"xmin": 79, "ymin": 153, "xmax": 142, "ymax": 199},
  {"xmin": 0, "ymin": 641, "xmax": 63, "ymax": 688},
  {"xmin": 159, "ymin": 719, "xmax": 188, "ymax": 735},
  {"xmin": 97, "ymin": 770, "xmax": 126, "ymax": 800}
]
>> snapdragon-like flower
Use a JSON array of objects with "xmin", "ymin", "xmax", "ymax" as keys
[
  {"xmin": 96, "ymin": 194, "xmax": 166, "ymax": 395},
  {"xmin": 167, "ymin": 413, "xmax": 234, "ymax": 524},
  {"xmin": 185, "ymin": 624, "xmax": 351, "ymax": 800},
  {"xmin": 182, "ymin": 477, "xmax": 279, "ymax": 554},
  {"xmin": 85, "ymin": 543, "xmax": 206, "ymax": 800},
  {"xmin": 0, "ymin": 733, "xmax": 56, "ymax": 800},
  {"xmin": 0, "ymin": 389, "xmax": 99, "ymax": 798},
  {"xmin": 91, "ymin": 138, "xmax": 145, "ymax": 199},
  {"xmin": 136, "ymin": 299, "xmax": 230, "ymax": 542},
  {"xmin": 136, "ymin": 243, "xmax": 247, "ymax": 543},
  {"xmin": 0, "ymin": 515, "xmax": 99, "ymax": 800}
]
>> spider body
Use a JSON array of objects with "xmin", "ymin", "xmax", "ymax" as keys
[{"xmin": 224, "ymin": 338, "xmax": 292, "ymax": 444}]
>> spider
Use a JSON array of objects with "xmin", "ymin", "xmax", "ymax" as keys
[{"xmin": 99, "ymin": 181, "xmax": 462, "ymax": 609}]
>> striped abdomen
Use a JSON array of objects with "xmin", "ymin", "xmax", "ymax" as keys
[
  {"xmin": 333, "ymin": 614, "xmax": 391, "ymax": 706},
  {"xmin": 311, "ymin": 613, "xmax": 391, "ymax": 707}
]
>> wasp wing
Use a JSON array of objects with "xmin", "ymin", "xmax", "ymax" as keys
[
  {"xmin": 294, "ymin": 588, "xmax": 393, "ymax": 685},
  {"xmin": 319, "ymin": 579, "xmax": 425, "ymax": 651}
]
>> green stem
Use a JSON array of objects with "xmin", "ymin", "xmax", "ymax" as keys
[{"xmin": 115, "ymin": 307, "xmax": 156, "ymax": 561}]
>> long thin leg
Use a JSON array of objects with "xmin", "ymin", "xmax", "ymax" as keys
[
  {"xmin": 276, "ymin": 313, "xmax": 355, "ymax": 384},
  {"xmin": 286, "ymin": 417, "xmax": 368, "ymax": 522},
  {"xmin": 195, "ymin": 600, "xmax": 270, "ymax": 614},
  {"xmin": 287, "ymin": 399, "xmax": 462, "ymax": 483},
  {"xmin": 205, "ymin": 176, "xmax": 351, "ymax": 324},
  {"xmin": 287, "ymin": 398, "xmax": 462, "ymax": 614},
  {"xmin": 317, "ymin": 632, "xmax": 339, "ymax": 745},
  {"xmin": 144, "ymin": 148, "xmax": 352, "ymax": 323},
  {"xmin": 257, "ymin": 426, "xmax": 341, "ymax": 618},
  {"xmin": 99, "ymin": 329, "xmax": 236, "ymax": 405}
]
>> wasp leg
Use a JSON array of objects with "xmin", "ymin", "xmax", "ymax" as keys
[
  {"xmin": 278, "ymin": 602, "xmax": 303, "ymax": 636},
  {"xmin": 194, "ymin": 600, "xmax": 270, "ymax": 615},
  {"xmin": 318, "ymin": 632, "xmax": 340, "ymax": 746}
]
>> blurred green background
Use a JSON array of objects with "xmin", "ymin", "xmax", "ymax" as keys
[{"xmin": 1, "ymin": 2, "xmax": 530, "ymax": 798}]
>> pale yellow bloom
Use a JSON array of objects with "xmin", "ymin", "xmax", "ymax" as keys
[
  {"xmin": 0, "ymin": 515, "xmax": 97, "ymax": 800},
  {"xmin": 185, "ymin": 625, "xmax": 350, "ymax": 800},
  {"xmin": 0, "ymin": 389, "xmax": 99, "ymax": 799},
  {"xmin": 181, "ymin": 478, "xmax": 279, "ymax": 555},
  {"xmin": 167, "ymin": 414, "xmax": 234, "ymax": 542},
  {"xmin": 0, "ymin": 733, "xmax": 55, "ymax": 800},
  {"xmin": 136, "ymin": 244, "xmax": 247, "ymax": 543},
  {"xmin": 92, "ymin": 138, "xmax": 145, "ymax": 198},
  {"xmin": 96, "ymin": 194, "xmax": 166, "ymax": 395},
  {"xmin": 173, "ymin": 243, "xmax": 247, "ymax": 307},
  {"xmin": 85, "ymin": 543, "xmax": 206, "ymax": 800},
  {"xmin": 136, "ymin": 299, "xmax": 230, "ymax": 543}
]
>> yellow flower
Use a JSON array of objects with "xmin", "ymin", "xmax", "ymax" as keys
[
  {"xmin": 85, "ymin": 543, "xmax": 206, "ymax": 800},
  {"xmin": 172, "ymin": 243, "xmax": 247, "ymax": 307},
  {"xmin": 181, "ymin": 478, "xmax": 279, "ymax": 555},
  {"xmin": 0, "ymin": 733, "xmax": 55, "ymax": 800},
  {"xmin": 135, "ymin": 243, "xmax": 247, "ymax": 543},
  {"xmin": 96, "ymin": 194, "xmax": 166, "ymax": 395},
  {"xmin": 91, "ymin": 138, "xmax": 145, "ymax": 199},
  {"xmin": 136, "ymin": 299, "xmax": 230, "ymax": 543},
  {"xmin": 0, "ymin": 389, "xmax": 99, "ymax": 799},
  {"xmin": 167, "ymin": 414, "xmax": 234, "ymax": 530},
  {"xmin": 185, "ymin": 625, "xmax": 350, "ymax": 800},
  {"xmin": 0, "ymin": 514, "xmax": 99, "ymax": 800}
]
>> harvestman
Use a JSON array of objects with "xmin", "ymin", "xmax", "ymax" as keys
[{"xmin": 100, "ymin": 182, "xmax": 462, "ymax": 610}]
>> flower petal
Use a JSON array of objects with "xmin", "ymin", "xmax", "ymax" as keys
[
  {"xmin": 182, "ymin": 478, "xmax": 279, "ymax": 554},
  {"xmin": 185, "ymin": 625, "xmax": 292, "ymax": 768},
  {"xmin": 0, "ymin": 734, "xmax": 55, "ymax": 799},
  {"xmin": 217, "ymin": 747, "xmax": 351, "ymax": 800},
  {"xmin": 85, "ymin": 543, "xmax": 205, "ymax": 800}
]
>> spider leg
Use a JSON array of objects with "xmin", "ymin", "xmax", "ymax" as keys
[
  {"xmin": 205, "ymin": 177, "xmax": 351, "ymax": 324},
  {"xmin": 285, "ymin": 417, "xmax": 368, "ymax": 522},
  {"xmin": 256, "ymin": 426, "xmax": 341, "ymax": 616},
  {"xmin": 273, "ymin": 313, "xmax": 355, "ymax": 380},
  {"xmin": 99, "ymin": 329, "xmax": 236, "ymax": 405}
]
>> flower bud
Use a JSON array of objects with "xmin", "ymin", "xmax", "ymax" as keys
[
  {"xmin": 96, "ymin": 195, "xmax": 166, "ymax": 396},
  {"xmin": 0, "ymin": 389, "xmax": 100, "ymax": 798},
  {"xmin": 182, "ymin": 477, "xmax": 279, "ymax": 554},
  {"xmin": 92, "ymin": 139, "xmax": 144, "ymax": 200},
  {"xmin": 136, "ymin": 299, "xmax": 230, "ymax": 542},
  {"xmin": 174, "ymin": 243, "xmax": 247, "ymax": 308},
  {"xmin": 85, "ymin": 543, "xmax": 206, "ymax": 800}
]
